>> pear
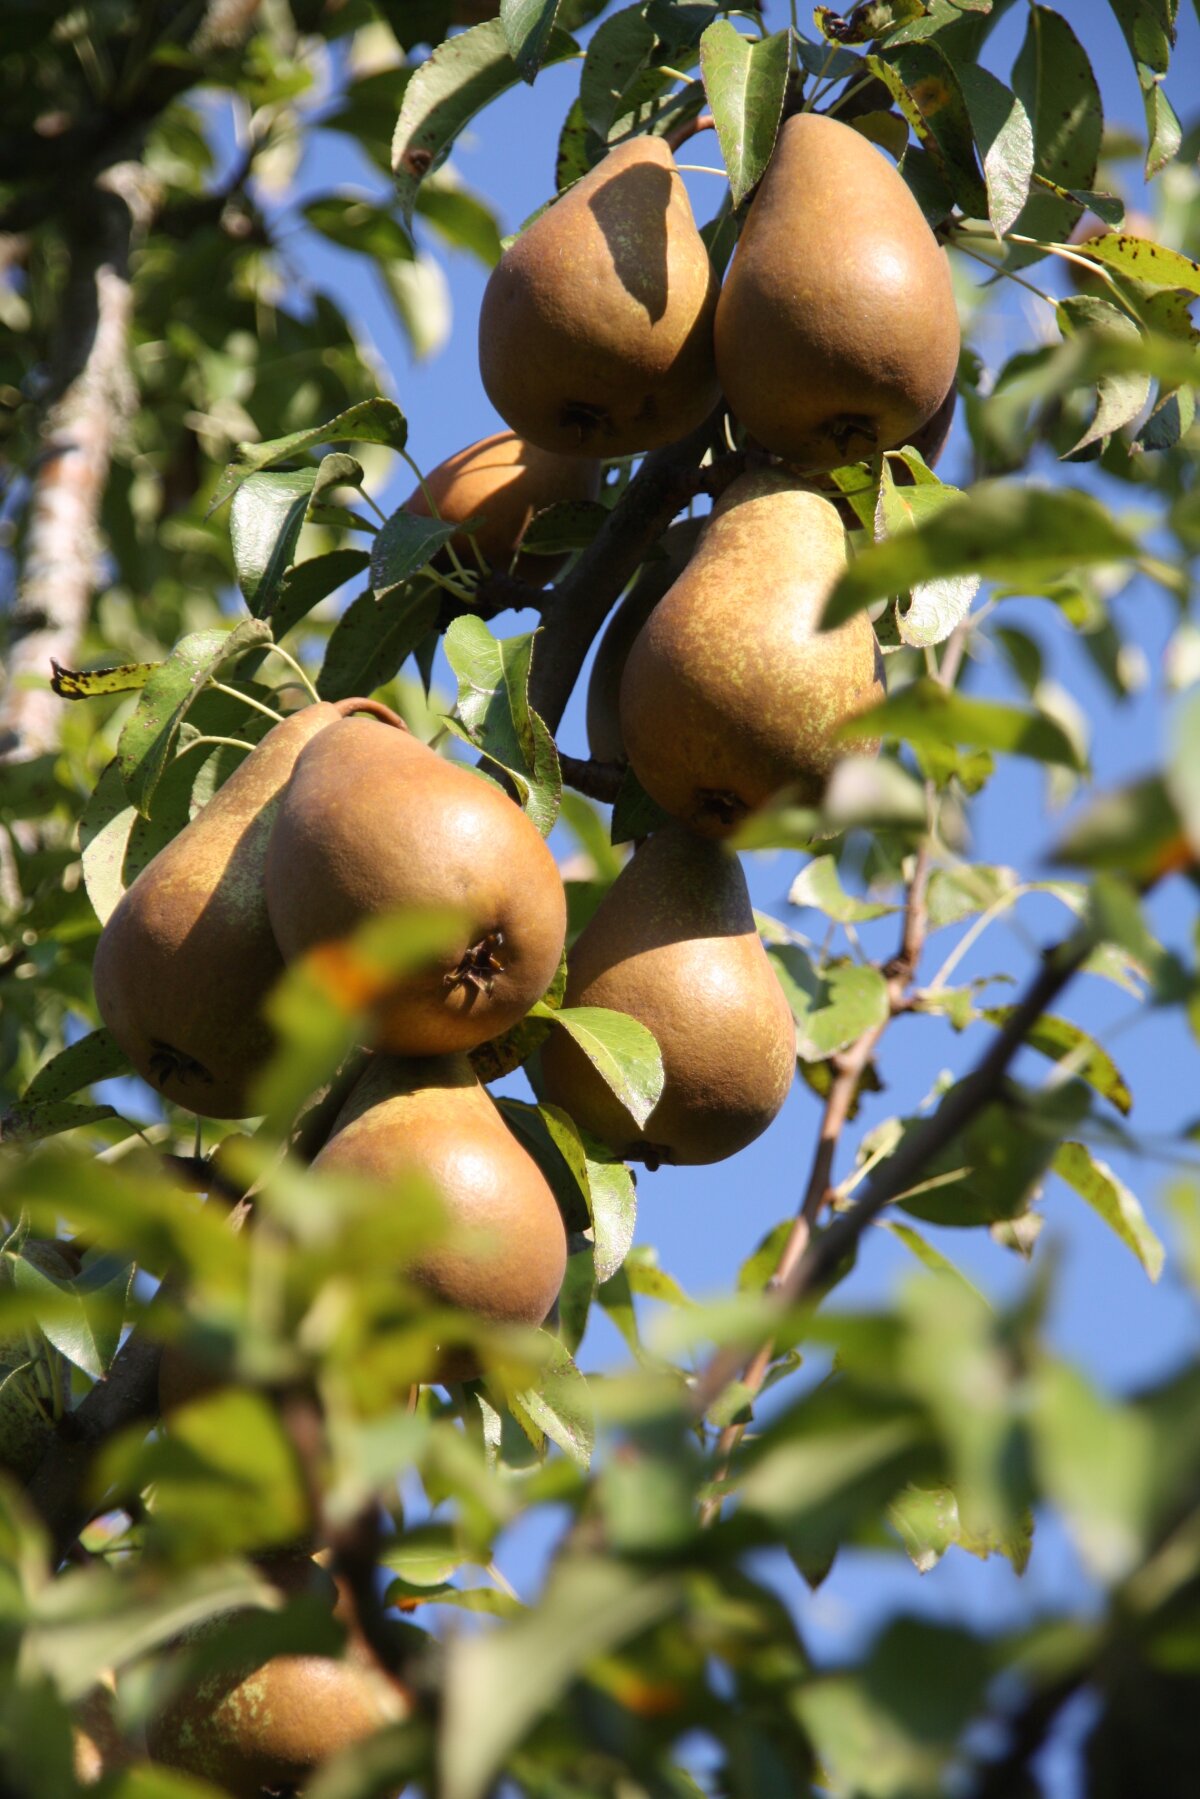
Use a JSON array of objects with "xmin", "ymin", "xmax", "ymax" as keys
[
  {"xmin": 265, "ymin": 713, "xmax": 566, "ymax": 1054},
  {"xmin": 540, "ymin": 827, "xmax": 795, "ymax": 1165},
  {"xmin": 478, "ymin": 136, "xmax": 720, "ymax": 457},
  {"xmin": 586, "ymin": 517, "xmax": 704, "ymax": 764},
  {"xmin": 404, "ymin": 429, "xmax": 601, "ymax": 582},
  {"xmin": 313, "ymin": 1053, "xmax": 567, "ymax": 1351},
  {"xmin": 618, "ymin": 471, "xmax": 884, "ymax": 838},
  {"xmin": 93, "ymin": 698, "xmax": 393, "ymax": 1118},
  {"xmin": 715, "ymin": 113, "xmax": 960, "ymax": 471}
]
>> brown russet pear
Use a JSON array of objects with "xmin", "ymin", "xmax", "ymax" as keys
[
  {"xmin": 313, "ymin": 1053, "xmax": 567, "ymax": 1346},
  {"xmin": 93, "ymin": 698, "xmax": 396, "ymax": 1118},
  {"xmin": 404, "ymin": 430, "xmax": 601, "ymax": 582},
  {"xmin": 586, "ymin": 517, "xmax": 703, "ymax": 764},
  {"xmin": 478, "ymin": 136, "xmax": 720, "ymax": 457},
  {"xmin": 540, "ymin": 827, "xmax": 796, "ymax": 1166},
  {"xmin": 715, "ymin": 113, "xmax": 960, "ymax": 471},
  {"xmin": 265, "ymin": 713, "xmax": 566, "ymax": 1054},
  {"xmin": 146, "ymin": 1563, "xmax": 408, "ymax": 1798},
  {"xmin": 619, "ymin": 472, "xmax": 884, "ymax": 837}
]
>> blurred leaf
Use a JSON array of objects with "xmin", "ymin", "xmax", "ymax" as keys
[
  {"xmin": 787, "ymin": 855, "xmax": 898, "ymax": 923},
  {"xmin": 1057, "ymin": 295, "xmax": 1151, "ymax": 457},
  {"xmin": 393, "ymin": 17, "xmax": 579, "ymax": 224},
  {"xmin": 443, "ymin": 616, "xmax": 561, "ymax": 833},
  {"xmin": 699, "ymin": 22, "xmax": 791, "ymax": 208},
  {"xmin": 876, "ymin": 40, "xmax": 987, "ymax": 218},
  {"xmin": 384, "ymin": 251, "xmax": 452, "ymax": 360},
  {"xmin": 877, "ymin": 463, "xmax": 980, "ymax": 647},
  {"xmin": 535, "ymin": 1004, "xmax": 665, "ymax": 1131},
  {"xmin": 985, "ymin": 1008, "xmax": 1132, "ymax": 1113},
  {"xmin": 880, "ymin": 1222, "xmax": 990, "ymax": 1305},
  {"xmin": 1031, "ymin": 1360, "xmax": 1154, "ymax": 1578},
  {"xmin": 116, "ymin": 621, "xmax": 271, "ymax": 816},
  {"xmin": 381, "ymin": 1522, "xmax": 488, "ymax": 1587},
  {"xmin": 12, "ymin": 1250, "xmax": 132, "ymax": 1378},
  {"xmin": 824, "ymin": 484, "xmax": 1139, "ymax": 625},
  {"xmin": 211, "ymin": 399, "xmax": 408, "ymax": 512},
  {"xmin": 95, "ymin": 1389, "xmax": 310, "ymax": 1564},
  {"xmin": 925, "ymin": 863, "xmax": 1017, "ymax": 928},
  {"xmin": 768, "ymin": 950, "xmax": 890, "ymax": 1062},
  {"xmin": 519, "ymin": 499, "xmax": 609, "ymax": 556},
  {"xmin": 416, "ymin": 172, "xmax": 504, "ymax": 265},
  {"xmin": 0, "ymin": 1100, "xmax": 120, "ymax": 1143},
  {"xmin": 371, "ymin": 508, "xmax": 459, "ymax": 597},
  {"xmin": 851, "ymin": 679, "xmax": 1084, "ymax": 770},
  {"xmin": 899, "ymin": 1079, "xmax": 1092, "ymax": 1227},
  {"xmin": 888, "ymin": 1481, "xmax": 1033, "ymax": 1574},
  {"xmin": 610, "ymin": 766, "xmax": 674, "ymax": 846},
  {"xmin": 440, "ymin": 1555, "xmax": 683, "ymax": 1799},
  {"xmin": 1052, "ymin": 1141, "xmax": 1165, "ymax": 1279},
  {"xmin": 229, "ymin": 468, "xmax": 317, "ymax": 616},
  {"xmin": 1051, "ymin": 773, "xmax": 1188, "ymax": 881}
]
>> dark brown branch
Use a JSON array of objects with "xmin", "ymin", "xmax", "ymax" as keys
[
  {"xmin": 666, "ymin": 113, "xmax": 715, "ymax": 152},
  {"xmin": 558, "ymin": 754, "xmax": 625, "ymax": 804},
  {"xmin": 528, "ymin": 413, "xmax": 744, "ymax": 733},
  {"xmin": 25, "ymin": 1327, "xmax": 163, "ymax": 1564},
  {"xmin": 693, "ymin": 928, "xmax": 1093, "ymax": 1418}
]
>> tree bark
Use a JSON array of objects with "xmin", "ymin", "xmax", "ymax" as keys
[{"xmin": 0, "ymin": 166, "xmax": 150, "ymax": 762}]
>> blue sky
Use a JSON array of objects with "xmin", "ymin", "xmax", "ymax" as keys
[{"xmin": 200, "ymin": 4, "xmax": 1200, "ymax": 1790}]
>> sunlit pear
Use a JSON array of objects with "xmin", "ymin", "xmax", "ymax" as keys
[
  {"xmin": 619, "ymin": 471, "xmax": 884, "ymax": 837},
  {"xmin": 540, "ymin": 826, "xmax": 796, "ymax": 1166},
  {"xmin": 715, "ymin": 113, "xmax": 960, "ymax": 471},
  {"xmin": 479, "ymin": 136, "xmax": 719, "ymax": 457},
  {"xmin": 93, "ymin": 698, "xmax": 393, "ymax": 1118},
  {"xmin": 312, "ymin": 1053, "xmax": 567, "ymax": 1364},
  {"xmin": 265, "ymin": 714, "xmax": 566, "ymax": 1053}
]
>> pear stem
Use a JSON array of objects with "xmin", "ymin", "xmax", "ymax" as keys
[
  {"xmin": 262, "ymin": 642, "xmax": 320, "ymax": 703},
  {"xmin": 176, "ymin": 733, "xmax": 255, "ymax": 756},
  {"xmin": 207, "ymin": 680, "xmax": 284, "ymax": 724}
]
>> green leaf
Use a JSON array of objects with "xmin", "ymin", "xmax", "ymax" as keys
[
  {"xmin": 1057, "ymin": 299, "xmax": 1152, "ymax": 458},
  {"xmin": 925, "ymin": 863, "xmax": 1017, "ymax": 929},
  {"xmin": 888, "ymin": 1480, "xmax": 1033, "ymax": 1575},
  {"xmin": 371, "ymin": 508, "xmax": 460, "ymax": 597},
  {"xmin": 880, "ymin": 1222, "xmax": 990, "ymax": 1306},
  {"xmin": 49, "ymin": 660, "xmax": 156, "ymax": 700},
  {"xmin": 875, "ymin": 42, "xmax": 987, "ymax": 219},
  {"xmin": 899, "ymin": 1079, "xmax": 1092, "ymax": 1227},
  {"xmin": 1031, "ymin": 1360, "xmax": 1154, "ymax": 1577},
  {"xmin": 851, "ymin": 679, "xmax": 1084, "ymax": 771},
  {"xmin": 229, "ymin": 468, "xmax": 318, "ymax": 616},
  {"xmin": 1052, "ymin": 1142, "xmax": 1165, "ymax": 1279},
  {"xmin": 1081, "ymin": 231, "xmax": 1200, "ymax": 296},
  {"xmin": 23, "ymin": 1031, "xmax": 128, "ymax": 1105},
  {"xmin": 1103, "ymin": 0, "xmax": 1176, "ymax": 75},
  {"xmin": 501, "ymin": 0, "xmax": 564, "ymax": 82},
  {"xmin": 416, "ymin": 172, "xmax": 504, "ymax": 266},
  {"xmin": 381, "ymin": 1523, "xmax": 487, "ymax": 1588},
  {"xmin": 579, "ymin": 5, "xmax": 658, "ymax": 140},
  {"xmin": 393, "ymin": 17, "xmax": 579, "ymax": 224},
  {"xmin": 1138, "ymin": 64, "xmax": 1182, "ymax": 178},
  {"xmin": 440, "ymin": 1556, "xmax": 683, "ymax": 1799},
  {"xmin": 1008, "ymin": 5, "xmax": 1102, "ymax": 263},
  {"xmin": 610, "ymin": 765, "xmax": 674, "ymax": 846},
  {"xmin": 823, "ymin": 483, "xmax": 1140, "ymax": 625},
  {"xmin": 768, "ymin": 950, "xmax": 890, "ymax": 1062},
  {"xmin": 11, "ymin": 1252, "xmax": 132, "ymax": 1380},
  {"xmin": 983, "ymin": 1008, "xmax": 1132, "ymax": 1114},
  {"xmin": 0, "ymin": 1099, "xmax": 119, "ymax": 1144},
  {"xmin": 507, "ymin": 1334, "xmax": 594, "ymax": 1468},
  {"xmin": 443, "ymin": 616, "xmax": 561, "ymax": 835},
  {"xmin": 953, "ymin": 62, "xmax": 1034, "ymax": 236},
  {"xmin": 699, "ymin": 22, "xmax": 791, "ymax": 209},
  {"xmin": 210, "ymin": 398, "xmax": 408, "ymax": 512},
  {"xmin": 787, "ymin": 855, "xmax": 897, "ymax": 923},
  {"xmin": 304, "ymin": 194, "xmax": 414, "ymax": 260},
  {"xmin": 270, "ymin": 548, "xmax": 371, "ymax": 638},
  {"xmin": 518, "ymin": 499, "xmax": 609, "ymax": 557},
  {"xmin": 116, "ymin": 621, "xmax": 272, "ymax": 816},
  {"xmin": 535, "ymin": 1004, "xmax": 665, "ymax": 1131},
  {"xmin": 315, "ymin": 578, "xmax": 441, "ymax": 703},
  {"xmin": 877, "ymin": 463, "xmax": 980, "ymax": 647}
]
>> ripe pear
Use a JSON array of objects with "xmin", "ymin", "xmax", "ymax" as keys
[
  {"xmin": 313, "ymin": 1053, "xmax": 567, "ymax": 1353},
  {"xmin": 93, "ymin": 698, "xmax": 393, "ymax": 1118},
  {"xmin": 715, "ymin": 113, "xmax": 960, "ymax": 471},
  {"xmin": 404, "ymin": 430, "xmax": 601, "ymax": 582},
  {"xmin": 618, "ymin": 472, "xmax": 884, "ymax": 837},
  {"xmin": 586, "ymin": 517, "xmax": 703, "ymax": 764},
  {"xmin": 265, "ymin": 713, "xmax": 566, "ymax": 1055},
  {"xmin": 147, "ymin": 1644, "xmax": 406, "ymax": 1797},
  {"xmin": 478, "ymin": 136, "xmax": 720, "ymax": 457},
  {"xmin": 540, "ymin": 827, "xmax": 795, "ymax": 1165}
]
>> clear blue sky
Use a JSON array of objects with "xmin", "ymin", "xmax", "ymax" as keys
[{"xmin": 203, "ymin": 5, "xmax": 1200, "ymax": 1790}]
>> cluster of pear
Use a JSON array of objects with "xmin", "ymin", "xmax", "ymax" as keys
[
  {"xmin": 93, "ymin": 694, "xmax": 572, "ymax": 1355},
  {"xmin": 469, "ymin": 111, "xmax": 960, "ymax": 1162}
]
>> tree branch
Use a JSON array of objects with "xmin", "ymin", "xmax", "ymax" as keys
[
  {"xmin": 528, "ymin": 413, "xmax": 743, "ymax": 733},
  {"xmin": 559, "ymin": 754, "xmax": 625, "ymax": 804}
]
